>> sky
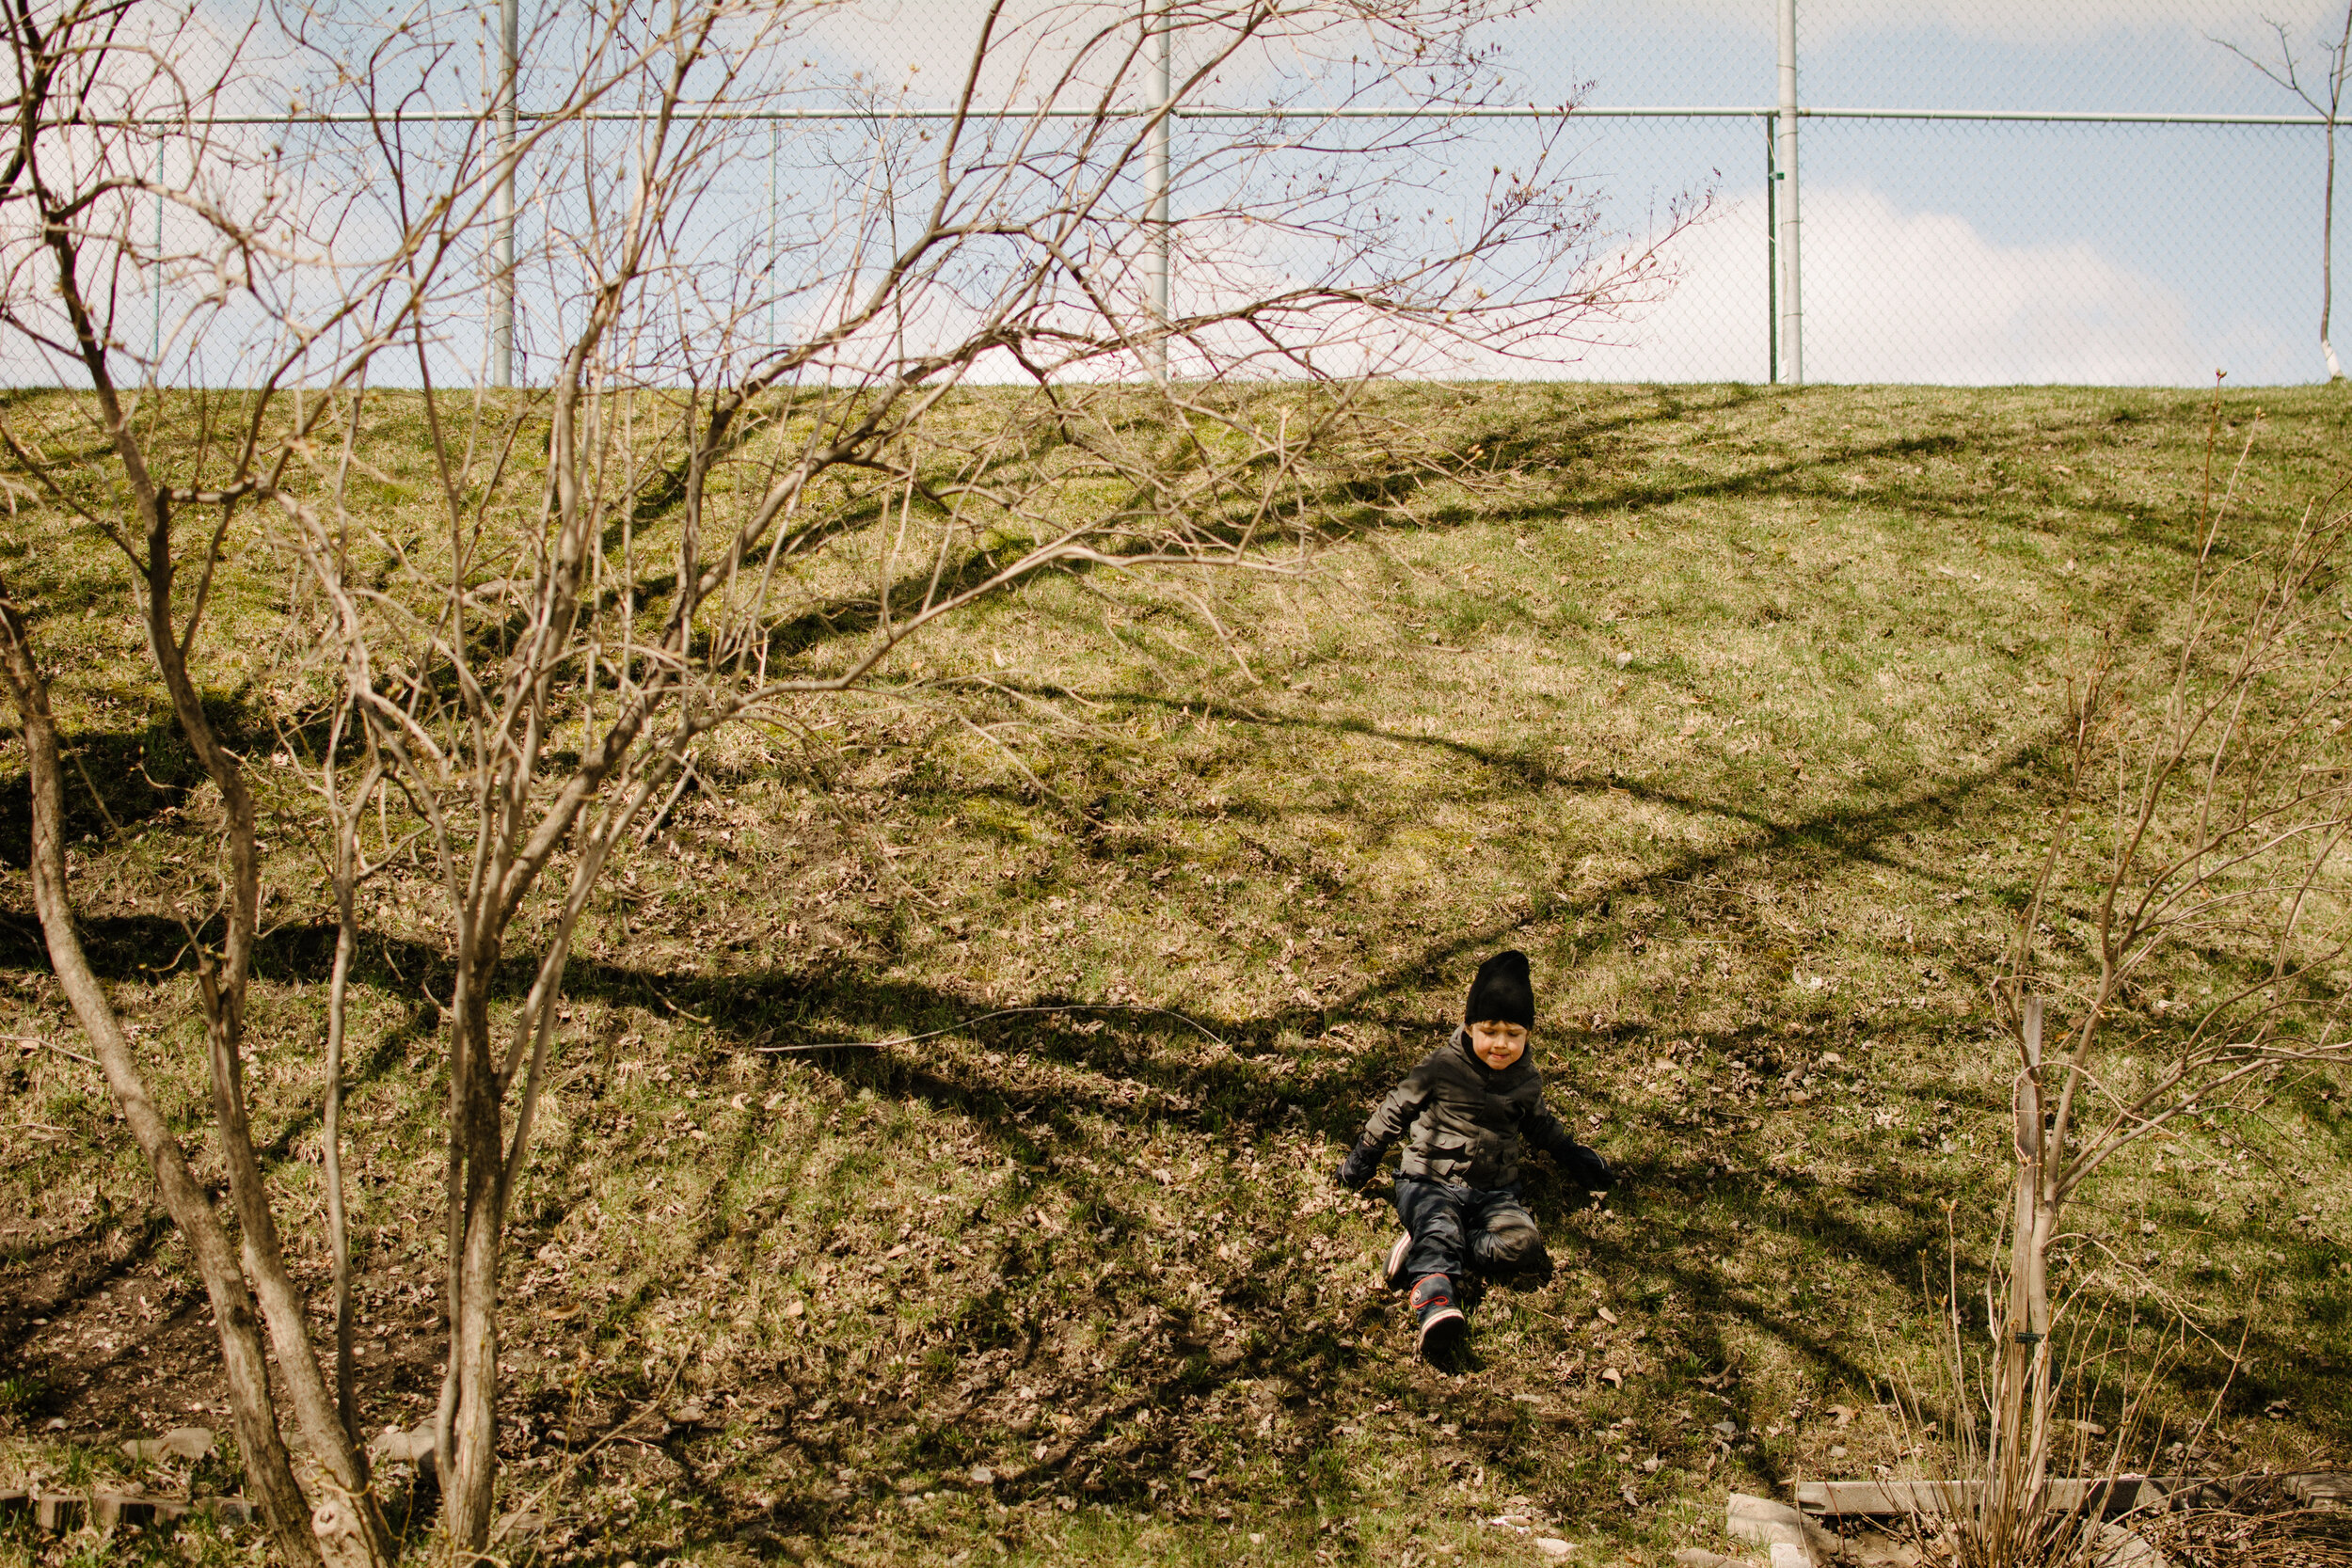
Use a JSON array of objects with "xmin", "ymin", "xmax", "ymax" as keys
[
  {"xmin": 1466, "ymin": 0, "xmax": 2344, "ymax": 383},
  {"xmin": 6, "ymin": 1, "xmax": 2340, "ymax": 389},
  {"xmin": 760, "ymin": 0, "xmax": 2350, "ymax": 385}
]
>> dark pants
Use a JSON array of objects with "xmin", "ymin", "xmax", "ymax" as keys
[{"xmin": 1394, "ymin": 1176, "xmax": 1549, "ymax": 1287}]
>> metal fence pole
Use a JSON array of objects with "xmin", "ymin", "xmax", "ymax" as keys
[
  {"xmin": 1147, "ymin": 1, "xmax": 1169, "ymax": 379},
  {"xmin": 151, "ymin": 138, "xmax": 164, "ymax": 371},
  {"xmin": 1765, "ymin": 111, "xmax": 1777, "ymax": 385},
  {"xmin": 1775, "ymin": 0, "xmax": 1804, "ymax": 386},
  {"xmin": 491, "ymin": 0, "xmax": 518, "ymax": 388},
  {"xmin": 767, "ymin": 119, "xmax": 781, "ymax": 351}
]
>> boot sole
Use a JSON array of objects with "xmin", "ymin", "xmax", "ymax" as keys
[
  {"xmin": 1380, "ymin": 1234, "xmax": 1412, "ymax": 1292},
  {"xmin": 1417, "ymin": 1306, "xmax": 1467, "ymax": 1364}
]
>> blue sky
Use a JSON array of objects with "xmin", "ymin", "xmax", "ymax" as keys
[
  {"xmin": 11, "ymin": 2, "xmax": 2336, "ymax": 389},
  {"xmin": 780, "ymin": 0, "xmax": 2348, "ymax": 385},
  {"xmin": 1470, "ymin": 0, "xmax": 2344, "ymax": 383}
]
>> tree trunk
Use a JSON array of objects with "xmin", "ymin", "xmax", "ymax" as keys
[
  {"xmin": 437, "ymin": 982, "xmax": 510, "ymax": 1551},
  {"xmin": 136, "ymin": 515, "xmax": 400, "ymax": 1568},
  {"xmin": 1990, "ymin": 998, "xmax": 2055, "ymax": 1544},
  {"xmin": 29, "ymin": 174, "xmax": 394, "ymax": 1553},
  {"xmin": 0, "ymin": 594, "xmax": 323, "ymax": 1568}
]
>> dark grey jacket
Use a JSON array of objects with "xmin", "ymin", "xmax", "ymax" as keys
[{"xmin": 1357, "ymin": 1031, "xmax": 1610, "ymax": 1190}]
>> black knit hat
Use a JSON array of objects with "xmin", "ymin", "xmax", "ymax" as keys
[{"xmin": 1464, "ymin": 950, "xmax": 1534, "ymax": 1028}]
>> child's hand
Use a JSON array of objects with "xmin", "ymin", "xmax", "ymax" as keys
[{"xmin": 1335, "ymin": 1142, "xmax": 1380, "ymax": 1191}]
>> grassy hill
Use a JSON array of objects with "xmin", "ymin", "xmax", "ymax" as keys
[{"xmin": 5, "ymin": 381, "xmax": 2352, "ymax": 1568}]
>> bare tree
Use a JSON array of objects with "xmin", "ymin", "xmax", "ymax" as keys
[
  {"xmin": 0, "ymin": 0, "xmax": 1691, "ymax": 1556},
  {"xmin": 0, "ymin": 0, "xmax": 675, "ymax": 1559},
  {"xmin": 0, "ymin": 588, "xmax": 348, "ymax": 1568},
  {"xmin": 2216, "ymin": 6, "xmax": 2352, "ymax": 381},
  {"xmin": 1964, "ymin": 398, "xmax": 2352, "ymax": 1559},
  {"xmin": 0, "ymin": 4, "xmax": 432, "ymax": 1562}
]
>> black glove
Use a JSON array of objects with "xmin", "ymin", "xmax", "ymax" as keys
[
  {"xmin": 1335, "ymin": 1137, "xmax": 1384, "ymax": 1191},
  {"xmin": 1549, "ymin": 1135, "xmax": 1613, "ymax": 1196}
]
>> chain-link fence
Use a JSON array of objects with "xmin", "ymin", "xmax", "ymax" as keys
[
  {"xmin": 8, "ymin": 1, "xmax": 2345, "ymax": 388},
  {"xmin": 1430, "ymin": 0, "xmax": 2344, "ymax": 384}
]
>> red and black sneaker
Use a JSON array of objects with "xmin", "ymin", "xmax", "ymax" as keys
[
  {"xmin": 1379, "ymin": 1233, "xmax": 1412, "ymax": 1292},
  {"xmin": 1410, "ymin": 1274, "xmax": 1467, "ymax": 1365}
]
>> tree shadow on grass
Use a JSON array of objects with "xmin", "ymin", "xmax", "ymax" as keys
[
  {"xmin": 1266, "ymin": 383, "xmax": 2279, "ymax": 602},
  {"xmin": 4, "ymin": 710, "xmax": 2333, "ymax": 1543},
  {"xmin": 0, "ymin": 1210, "xmax": 183, "ymax": 1413},
  {"xmin": 0, "ymin": 693, "xmax": 264, "ymax": 868},
  {"xmin": 0, "ymin": 715, "xmax": 2047, "ymax": 1222}
]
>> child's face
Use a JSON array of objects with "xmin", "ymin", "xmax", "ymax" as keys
[{"xmin": 1467, "ymin": 1019, "xmax": 1529, "ymax": 1070}]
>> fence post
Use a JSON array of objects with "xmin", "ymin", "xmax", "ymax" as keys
[
  {"xmin": 491, "ymin": 0, "xmax": 518, "ymax": 389},
  {"xmin": 151, "ymin": 138, "xmax": 164, "ymax": 371},
  {"xmin": 1147, "ymin": 0, "xmax": 1170, "ymax": 379},
  {"xmin": 767, "ymin": 118, "xmax": 781, "ymax": 351},
  {"xmin": 1765, "ymin": 111, "xmax": 1777, "ymax": 385},
  {"xmin": 1775, "ymin": 0, "xmax": 1804, "ymax": 385}
]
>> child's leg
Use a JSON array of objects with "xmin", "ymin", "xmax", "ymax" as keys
[
  {"xmin": 1391, "ymin": 1177, "xmax": 1470, "ymax": 1283},
  {"xmin": 1465, "ymin": 1189, "xmax": 1550, "ymax": 1276},
  {"xmin": 1394, "ymin": 1178, "xmax": 1474, "ymax": 1362}
]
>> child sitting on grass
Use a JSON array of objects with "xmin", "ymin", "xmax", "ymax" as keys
[{"xmin": 1335, "ymin": 950, "xmax": 1611, "ymax": 1365}]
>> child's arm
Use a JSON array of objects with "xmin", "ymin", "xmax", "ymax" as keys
[
  {"xmin": 1526, "ymin": 1099, "xmax": 1613, "ymax": 1192},
  {"xmin": 1335, "ymin": 1069, "xmax": 1432, "ymax": 1190}
]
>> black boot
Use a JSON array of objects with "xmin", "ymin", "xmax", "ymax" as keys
[{"xmin": 1410, "ymin": 1274, "xmax": 1467, "ymax": 1366}]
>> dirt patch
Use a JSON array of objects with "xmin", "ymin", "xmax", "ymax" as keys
[
  {"xmin": 1, "ymin": 1217, "xmax": 229, "ymax": 1439},
  {"xmin": 0, "ymin": 1216, "xmax": 453, "ymax": 1454}
]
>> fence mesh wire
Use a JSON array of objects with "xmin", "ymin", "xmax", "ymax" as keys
[
  {"xmin": 1512, "ymin": 0, "xmax": 2345, "ymax": 385},
  {"xmin": 8, "ymin": 1, "xmax": 2345, "ymax": 388}
]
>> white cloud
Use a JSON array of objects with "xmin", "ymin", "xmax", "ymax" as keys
[
  {"xmin": 1546, "ymin": 184, "xmax": 2288, "ymax": 386},
  {"xmin": 787, "ymin": 1, "xmax": 1492, "ymax": 115},
  {"xmin": 1798, "ymin": 187, "xmax": 2216, "ymax": 383}
]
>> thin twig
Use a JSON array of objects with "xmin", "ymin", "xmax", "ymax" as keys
[
  {"xmin": 9, "ymin": 1034, "xmax": 99, "ymax": 1068},
  {"xmin": 739, "ymin": 1002, "xmax": 1232, "ymax": 1054}
]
